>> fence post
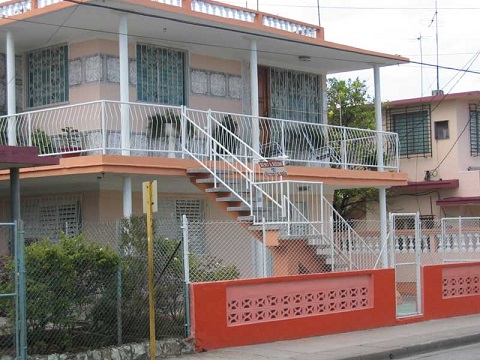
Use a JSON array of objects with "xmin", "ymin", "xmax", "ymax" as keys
[
  {"xmin": 182, "ymin": 215, "xmax": 191, "ymax": 337},
  {"xmin": 115, "ymin": 220, "xmax": 123, "ymax": 345},
  {"xmin": 101, "ymin": 101, "xmax": 107, "ymax": 155},
  {"xmin": 330, "ymin": 216, "xmax": 335, "ymax": 272},
  {"xmin": 262, "ymin": 217, "xmax": 267, "ymax": 277},
  {"xmin": 17, "ymin": 220, "xmax": 27, "ymax": 360}
]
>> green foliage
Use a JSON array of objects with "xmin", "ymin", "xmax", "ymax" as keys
[
  {"xmin": 327, "ymin": 77, "xmax": 375, "ymax": 129},
  {"xmin": 118, "ymin": 214, "xmax": 238, "ymax": 340},
  {"xmin": 327, "ymin": 77, "xmax": 377, "ymax": 218},
  {"xmin": 31, "ymin": 129, "xmax": 54, "ymax": 154},
  {"xmin": 0, "ymin": 234, "xmax": 120, "ymax": 354}
]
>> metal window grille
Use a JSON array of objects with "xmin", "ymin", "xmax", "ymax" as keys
[
  {"xmin": 470, "ymin": 104, "xmax": 480, "ymax": 156},
  {"xmin": 20, "ymin": 195, "xmax": 82, "ymax": 242},
  {"xmin": 26, "ymin": 44, "xmax": 69, "ymax": 108},
  {"xmin": 269, "ymin": 67, "xmax": 322, "ymax": 123},
  {"xmin": 157, "ymin": 198, "xmax": 206, "ymax": 253},
  {"xmin": 387, "ymin": 105, "xmax": 431, "ymax": 157},
  {"xmin": 136, "ymin": 44, "xmax": 185, "ymax": 105}
]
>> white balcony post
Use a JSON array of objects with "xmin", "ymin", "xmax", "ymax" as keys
[
  {"xmin": 250, "ymin": 39, "xmax": 260, "ymax": 156},
  {"xmin": 119, "ymin": 14, "xmax": 130, "ymax": 156},
  {"xmin": 123, "ymin": 177, "xmax": 132, "ymax": 218},
  {"xmin": 374, "ymin": 65, "xmax": 388, "ymax": 268},
  {"xmin": 374, "ymin": 65, "xmax": 384, "ymax": 171},
  {"xmin": 6, "ymin": 31, "xmax": 16, "ymax": 146}
]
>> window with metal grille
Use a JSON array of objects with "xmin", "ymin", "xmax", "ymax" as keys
[
  {"xmin": 387, "ymin": 106, "xmax": 431, "ymax": 157},
  {"xmin": 21, "ymin": 195, "xmax": 82, "ymax": 242},
  {"xmin": 137, "ymin": 44, "xmax": 185, "ymax": 105},
  {"xmin": 470, "ymin": 104, "xmax": 480, "ymax": 156},
  {"xmin": 26, "ymin": 44, "xmax": 69, "ymax": 108},
  {"xmin": 269, "ymin": 67, "xmax": 322, "ymax": 123}
]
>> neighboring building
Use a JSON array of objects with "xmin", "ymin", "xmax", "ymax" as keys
[
  {"xmin": 385, "ymin": 91, "xmax": 480, "ymax": 220},
  {"xmin": 0, "ymin": 0, "xmax": 408, "ymax": 275}
]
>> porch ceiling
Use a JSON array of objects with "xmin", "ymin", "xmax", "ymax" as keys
[{"xmin": 0, "ymin": 0, "xmax": 408, "ymax": 74}]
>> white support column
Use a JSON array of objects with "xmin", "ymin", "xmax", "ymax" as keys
[
  {"xmin": 374, "ymin": 65, "xmax": 388, "ymax": 268},
  {"xmin": 250, "ymin": 39, "xmax": 260, "ymax": 155},
  {"xmin": 123, "ymin": 177, "xmax": 132, "ymax": 218},
  {"xmin": 6, "ymin": 31, "xmax": 16, "ymax": 146},
  {"xmin": 119, "ymin": 14, "xmax": 130, "ymax": 156},
  {"xmin": 374, "ymin": 65, "xmax": 384, "ymax": 171}
]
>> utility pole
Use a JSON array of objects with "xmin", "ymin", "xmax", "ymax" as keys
[{"xmin": 418, "ymin": 33, "xmax": 424, "ymax": 97}]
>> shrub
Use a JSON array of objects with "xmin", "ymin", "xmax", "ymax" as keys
[
  {"xmin": 117, "ymin": 215, "xmax": 239, "ymax": 340},
  {"xmin": 0, "ymin": 234, "xmax": 120, "ymax": 354}
]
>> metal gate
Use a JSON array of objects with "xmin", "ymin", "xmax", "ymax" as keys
[
  {"xmin": 0, "ymin": 222, "xmax": 26, "ymax": 360},
  {"xmin": 389, "ymin": 213, "xmax": 422, "ymax": 318}
]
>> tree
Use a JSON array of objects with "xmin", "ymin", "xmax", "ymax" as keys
[
  {"xmin": 327, "ymin": 77, "xmax": 375, "ymax": 129},
  {"xmin": 327, "ymin": 77, "xmax": 378, "ymax": 219}
]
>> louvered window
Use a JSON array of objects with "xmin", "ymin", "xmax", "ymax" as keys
[
  {"xmin": 137, "ymin": 44, "xmax": 185, "ymax": 105},
  {"xmin": 21, "ymin": 195, "xmax": 82, "ymax": 242},
  {"xmin": 387, "ymin": 106, "xmax": 431, "ymax": 157},
  {"xmin": 470, "ymin": 104, "xmax": 480, "ymax": 156},
  {"xmin": 26, "ymin": 44, "xmax": 69, "ymax": 108}
]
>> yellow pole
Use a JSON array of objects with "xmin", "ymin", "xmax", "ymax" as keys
[{"xmin": 146, "ymin": 181, "xmax": 156, "ymax": 360}]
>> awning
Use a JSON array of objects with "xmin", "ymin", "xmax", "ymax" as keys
[
  {"xmin": 390, "ymin": 179, "xmax": 459, "ymax": 192},
  {"xmin": 437, "ymin": 196, "xmax": 480, "ymax": 207}
]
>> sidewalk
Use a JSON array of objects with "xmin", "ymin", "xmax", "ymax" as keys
[{"xmin": 178, "ymin": 314, "xmax": 480, "ymax": 360}]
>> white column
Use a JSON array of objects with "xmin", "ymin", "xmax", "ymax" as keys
[
  {"xmin": 119, "ymin": 14, "xmax": 130, "ymax": 156},
  {"xmin": 374, "ymin": 65, "xmax": 384, "ymax": 171},
  {"xmin": 6, "ymin": 31, "xmax": 16, "ymax": 146},
  {"xmin": 123, "ymin": 177, "xmax": 132, "ymax": 217},
  {"xmin": 374, "ymin": 65, "xmax": 388, "ymax": 268},
  {"xmin": 250, "ymin": 39, "xmax": 260, "ymax": 155}
]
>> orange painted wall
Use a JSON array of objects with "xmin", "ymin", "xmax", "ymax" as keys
[
  {"xmin": 423, "ymin": 262, "xmax": 480, "ymax": 320},
  {"xmin": 190, "ymin": 269, "xmax": 396, "ymax": 351}
]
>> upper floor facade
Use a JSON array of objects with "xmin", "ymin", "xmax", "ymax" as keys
[
  {"xmin": 0, "ymin": 0, "xmax": 408, "ymax": 175},
  {"xmin": 384, "ymin": 91, "xmax": 480, "ymax": 216}
]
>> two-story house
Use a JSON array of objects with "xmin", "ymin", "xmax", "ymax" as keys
[
  {"xmin": 385, "ymin": 91, "xmax": 480, "ymax": 219},
  {"xmin": 0, "ymin": 0, "xmax": 409, "ymax": 275}
]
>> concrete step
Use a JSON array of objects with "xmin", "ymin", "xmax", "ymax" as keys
[
  {"xmin": 227, "ymin": 205, "xmax": 251, "ymax": 212},
  {"xmin": 187, "ymin": 168, "xmax": 233, "ymax": 175},
  {"xmin": 216, "ymin": 195, "xmax": 242, "ymax": 202},
  {"xmin": 237, "ymin": 215, "xmax": 255, "ymax": 222},
  {"xmin": 248, "ymin": 223, "xmax": 285, "ymax": 232}
]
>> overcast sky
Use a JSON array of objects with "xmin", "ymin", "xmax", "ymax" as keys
[{"xmin": 223, "ymin": 0, "xmax": 480, "ymax": 101}]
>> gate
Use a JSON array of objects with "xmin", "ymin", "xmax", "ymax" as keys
[
  {"xmin": 0, "ymin": 222, "xmax": 26, "ymax": 360},
  {"xmin": 389, "ymin": 213, "xmax": 422, "ymax": 318}
]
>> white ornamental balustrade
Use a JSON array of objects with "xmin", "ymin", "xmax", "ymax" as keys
[
  {"xmin": 0, "ymin": 0, "xmax": 31, "ymax": 18},
  {"xmin": 151, "ymin": 0, "xmax": 182, "ymax": 7},
  {"xmin": 38, "ymin": 0, "xmax": 64, "ymax": 9},
  {"xmin": 262, "ymin": 15, "xmax": 317, "ymax": 38},
  {"xmin": 191, "ymin": 0, "xmax": 256, "ymax": 23}
]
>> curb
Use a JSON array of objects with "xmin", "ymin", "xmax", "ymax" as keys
[{"xmin": 338, "ymin": 332, "xmax": 480, "ymax": 360}]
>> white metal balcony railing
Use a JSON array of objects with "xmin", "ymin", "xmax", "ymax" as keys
[{"xmin": 0, "ymin": 100, "xmax": 399, "ymax": 171}]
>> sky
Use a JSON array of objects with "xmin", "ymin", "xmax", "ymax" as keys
[{"xmin": 222, "ymin": 0, "xmax": 480, "ymax": 101}]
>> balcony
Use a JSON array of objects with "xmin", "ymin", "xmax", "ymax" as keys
[{"xmin": 0, "ymin": 100, "xmax": 399, "ymax": 171}]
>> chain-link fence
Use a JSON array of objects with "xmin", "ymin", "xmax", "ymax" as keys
[
  {"xmin": 0, "ymin": 215, "xmax": 187, "ymax": 356},
  {"xmin": 4, "ymin": 213, "xmax": 480, "ymax": 355},
  {"xmin": 0, "ymin": 224, "xmax": 16, "ymax": 358}
]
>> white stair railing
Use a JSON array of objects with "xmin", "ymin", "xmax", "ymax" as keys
[{"xmin": 323, "ymin": 198, "xmax": 383, "ymax": 270}]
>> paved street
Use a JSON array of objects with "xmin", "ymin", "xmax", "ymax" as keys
[
  {"xmin": 404, "ymin": 343, "xmax": 480, "ymax": 359},
  {"xmin": 177, "ymin": 314, "xmax": 480, "ymax": 360}
]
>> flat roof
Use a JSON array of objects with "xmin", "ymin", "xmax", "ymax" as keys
[{"xmin": 387, "ymin": 91, "xmax": 480, "ymax": 107}]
